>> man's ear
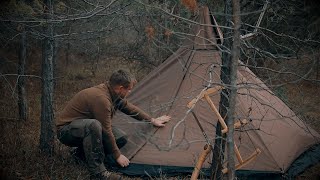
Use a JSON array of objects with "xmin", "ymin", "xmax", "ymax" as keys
[
  {"xmin": 112, "ymin": 85, "xmax": 122, "ymax": 93},
  {"xmin": 119, "ymin": 85, "xmax": 124, "ymax": 90}
]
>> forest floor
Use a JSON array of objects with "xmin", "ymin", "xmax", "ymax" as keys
[{"xmin": 0, "ymin": 48, "xmax": 320, "ymax": 179}]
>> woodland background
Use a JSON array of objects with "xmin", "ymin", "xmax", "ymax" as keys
[{"xmin": 0, "ymin": 0, "xmax": 320, "ymax": 179}]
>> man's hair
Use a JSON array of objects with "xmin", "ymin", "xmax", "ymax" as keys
[{"xmin": 109, "ymin": 69, "xmax": 136, "ymax": 88}]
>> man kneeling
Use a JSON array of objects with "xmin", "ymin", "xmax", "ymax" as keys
[{"xmin": 56, "ymin": 69, "xmax": 171, "ymax": 180}]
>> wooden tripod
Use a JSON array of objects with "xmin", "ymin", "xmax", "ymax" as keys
[{"xmin": 188, "ymin": 87, "xmax": 261, "ymax": 179}]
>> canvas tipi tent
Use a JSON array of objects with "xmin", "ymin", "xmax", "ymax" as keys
[{"xmin": 112, "ymin": 7, "xmax": 320, "ymax": 178}]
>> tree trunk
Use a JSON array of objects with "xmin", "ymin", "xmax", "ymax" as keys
[
  {"xmin": 53, "ymin": 39, "xmax": 58, "ymax": 85},
  {"xmin": 210, "ymin": 0, "xmax": 233, "ymax": 179},
  {"xmin": 226, "ymin": 0, "xmax": 241, "ymax": 179},
  {"xmin": 65, "ymin": 41, "xmax": 70, "ymax": 67},
  {"xmin": 18, "ymin": 27, "xmax": 28, "ymax": 121},
  {"xmin": 40, "ymin": 0, "xmax": 55, "ymax": 155}
]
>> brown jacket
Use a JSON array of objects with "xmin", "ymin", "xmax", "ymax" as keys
[{"xmin": 56, "ymin": 83, "xmax": 151, "ymax": 158}]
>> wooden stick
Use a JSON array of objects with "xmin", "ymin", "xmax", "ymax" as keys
[
  {"xmin": 191, "ymin": 144, "xmax": 212, "ymax": 180},
  {"xmin": 222, "ymin": 148, "xmax": 261, "ymax": 174},
  {"xmin": 234, "ymin": 144, "xmax": 244, "ymax": 164},
  {"xmin": 206, "ymin": 86, "xmax": 223, "ymax": 96},
  {"xmin": 204, "ymin": 93, "xmax": 228, "ymax": 134},
  {"xmin": 187, "ymin": 86, "xmax": 222, "ymax": 108}
]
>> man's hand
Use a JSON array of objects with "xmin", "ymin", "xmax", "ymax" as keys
[
  {"xmin": 151, "ymin": 115, "xmax": 171, "ymax": 127},
  {"xmin": 116, "ymin": 154, "xmax": 130, "ymax": 167}
]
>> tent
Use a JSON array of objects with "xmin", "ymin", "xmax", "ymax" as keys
[{"xmin": 112, "ymin": 6, "xmax": 320, "ymax": 178}]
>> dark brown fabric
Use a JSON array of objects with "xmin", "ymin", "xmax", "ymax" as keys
[{"xmin": 56, "ymin": 83, "xmax": 151, "ymax": 158}]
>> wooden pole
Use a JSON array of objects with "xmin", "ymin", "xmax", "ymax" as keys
[
  {"xmin": 204, "ymin": 93, "xmax": 228, "ymax": 134},
  {"xmin": 191, "ymin": 144, "xmax": 212, "ymax": 180}
]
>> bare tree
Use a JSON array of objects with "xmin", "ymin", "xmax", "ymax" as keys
[
  {"xmin": 226, "ymin": 0, "xmax": 241, "ymax": 179},
  {"xmin": 211, "ymin": 0, "xmax": 233, "ymax": 177},
  {"xmin": 39, "ymin": 0, "xmax": 55, "ymax": 154},
  {"xmin": 18, "ymin": 25, "xmax": 28, "ymax": 121}
]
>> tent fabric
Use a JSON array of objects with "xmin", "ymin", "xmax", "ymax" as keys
[{"xmin": 112, "ymin": 6, "xmax": 320, "ymax": 177}]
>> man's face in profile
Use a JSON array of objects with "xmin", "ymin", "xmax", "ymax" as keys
[{"xmin": 117, "ymin": 82, "xmax": 133, "ymax": 99}]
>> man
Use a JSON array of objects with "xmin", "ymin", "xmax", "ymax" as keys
[{"xmin": 56, "ymin": 69, "xmax": 171, "ymax": 180}]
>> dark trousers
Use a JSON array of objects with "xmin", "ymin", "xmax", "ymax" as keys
[{"xmin": 57, "ymin": 119, "xmax": 127, "ymax": 175}]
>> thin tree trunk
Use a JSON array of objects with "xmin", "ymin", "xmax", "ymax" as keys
[
  {"xmin": 40, "ymin": 0, "xmax": 55, "ymax": 154},
  {"xmin": 53, "ymin": 39, "xmax": 58, "ymax": 85},
  {"xmin": 210, "ymin": 0, "xmax": 232, "ymax": 179},
  {"xmin": 226, "ymin": 0, "xmax": 241, "ymax": 179},
  {"xmin": 65, "ymin": 9, "xmax": 71, "ymax": 68},
  {"xmin": 316, "ymin": 56, "xmax": 319, "ymax": 89},
  {"xmin": 18, "ymin": 27, "xmax": 28, "ymax": 121},
  {"xmin": 65, "ymin": 41, "xmax": 70, "ymax": 67}
]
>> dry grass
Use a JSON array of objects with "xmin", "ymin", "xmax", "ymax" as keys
[{"xmin": 0, "ymin": 49, "xmax": 153, "ymax": 179}]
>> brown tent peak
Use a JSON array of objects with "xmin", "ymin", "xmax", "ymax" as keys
[{"xmin": 183, "ymin": 6, "xmax": 223, "ymax": 50}]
